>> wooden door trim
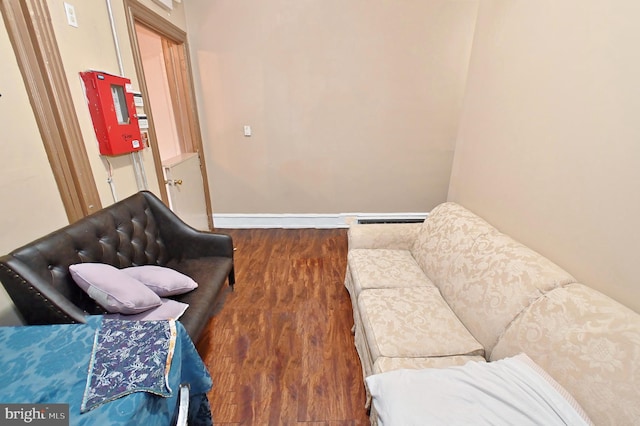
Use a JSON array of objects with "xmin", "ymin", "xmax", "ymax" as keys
[
  {"xmin": 1, "ymin": 0, "xmax": 102, "ymax": 222},
  {"xmin": 124, "ymin": 0, "xmax": 214, "ymax": 229}
]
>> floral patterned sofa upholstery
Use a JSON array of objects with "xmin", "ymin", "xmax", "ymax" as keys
[{"xmin": 344, "ymin": 202, "xmax": 640, "ymax": 425}]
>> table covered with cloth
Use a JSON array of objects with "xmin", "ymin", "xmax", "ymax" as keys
[{"xmin": 0, "ymin": 316, "xmax": 213, "ymax": 425}]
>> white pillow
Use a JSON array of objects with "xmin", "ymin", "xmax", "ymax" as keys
[
  {"xmin": 122, "ymin": 265, "xmax": 198, "ymax": 296},
  {"xmin": 366, "ymin": 354, "xmax": 593, "ymax": 426}
]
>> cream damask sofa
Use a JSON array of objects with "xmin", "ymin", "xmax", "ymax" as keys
[{"xmin": 344, "ymin": 202, "xmax": 640, "ymax": 425}]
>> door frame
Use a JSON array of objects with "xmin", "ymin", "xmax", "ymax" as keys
[
  {"xmin": 0, "ymin": 0, "xmax": 102, "ymax": 222},
  {"xmin": 123, "ymin": 0, "xmax": 214, "ymax": 230}
]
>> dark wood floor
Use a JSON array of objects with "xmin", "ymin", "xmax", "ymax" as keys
[{"xmin": 196, "ymin": 228, "xmax": 369, "ymax": 425}]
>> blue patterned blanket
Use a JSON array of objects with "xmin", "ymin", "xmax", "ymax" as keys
[{"xmin": 81, "ymin": 319, "xmax": 177, "ymax": 412}]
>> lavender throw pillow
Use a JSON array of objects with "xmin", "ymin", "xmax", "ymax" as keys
[
  {"xmin": 122, "ymin": 265, "xmax": 198, "ymax": 296},
  {"xmin": 69, "ymin": 263, "xmax": 162, "ymax": 314},
  {"xmin": 105, "ymin": 298, "xmax": 189, "ymax": 321}
]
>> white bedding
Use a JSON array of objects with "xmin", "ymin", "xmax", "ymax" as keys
[{"xmin": 366, "ymin": 354, "xmax": 593, "ymax": 426}]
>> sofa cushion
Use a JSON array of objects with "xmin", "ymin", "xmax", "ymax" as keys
[
  {"xmin": 410, "ymin": 202, "xmax": 497, "ymax": 288},
  {"xmin": 491, "ymin": 284, "xmax": 640, "ymax": 426},
  {"xmin": 347, "ymin": 223, "xmax": 421, "ymax": 250},
  {"xmin": 347, "ymin": 249, "xmax": 435, "ymax": 298},
  {"xmin": 439, "ymin": 232, "xmax": 575, "ymax": 351},
  {"xmin": 167, "ymin": 256, "xmax": 234, "ymax": 340},
  {"xmin": 358, "ymin": 287, "xmax": 484, "ymax": 362},
  {"xmin": 373, "ymin": 355, "xmax": 485, "ymax": 375},
  {"xmin": 69, "ymin": 263, "xmax": 162, "ymax": 314},
  {"xmin": 122, "ymin": 265, "xmax": 198, "ymax": 296}
]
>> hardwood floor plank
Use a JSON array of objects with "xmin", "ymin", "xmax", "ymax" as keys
[{"xmin": 197, "ymin": 229, "xmax": 368, "ymax": 425}]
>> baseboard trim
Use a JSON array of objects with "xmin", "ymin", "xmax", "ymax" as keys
[{"xmin": 212, "ymin": 212, "xmax": 428, "ymax": 229}]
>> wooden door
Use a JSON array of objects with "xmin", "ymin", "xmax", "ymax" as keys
[
  {"xmin": 163, "ymin": 153, "xmax": 209, "ymax": 230},
  {"xmin": 125, "ymin": 0, "xmax": 214, "ymax": 229}
]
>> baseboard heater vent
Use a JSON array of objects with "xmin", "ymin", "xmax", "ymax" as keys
[{"xmin": 357, "ymin": 217, "xmax": 426, "ymax": 225}]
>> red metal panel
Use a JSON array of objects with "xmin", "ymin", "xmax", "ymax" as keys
[{"xmin": 80, "ymin": 71, "xmax": 143, "ymax": 156}]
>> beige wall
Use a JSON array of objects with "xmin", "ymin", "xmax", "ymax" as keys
[
  {"xmin": 449, "ymin": 0, "xmax": 640, "ymax": 313},
  {"xmin": 47, "ymin": 0, "xmax": 166, "ymax": 204},
  {"xmin": 185, "ymin": 0, "xmax": 479, "ymax": 214},
  {"xmin": 136, "ymin": 0, "xmax": 186, "ymax": 27},
  {"xmin": 0, "ymin": 17, "xmax": 69, "ymax": 325}
]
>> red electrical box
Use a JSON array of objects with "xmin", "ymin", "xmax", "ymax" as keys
[{"xmin": 80, "ymin": 71, "xmax": 143, "ymax": 156}]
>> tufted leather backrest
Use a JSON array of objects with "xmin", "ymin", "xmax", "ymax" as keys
[{"xmin": 0, "ymin": 192, "xmax": 170, "ymax": 324}]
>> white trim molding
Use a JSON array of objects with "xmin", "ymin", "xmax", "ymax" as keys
[{"xmin": 212, "ymin": 212, "xmax": 428, "ymax": 229}]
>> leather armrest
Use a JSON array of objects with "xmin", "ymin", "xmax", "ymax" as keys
[
  {"xmin": 0, "ymin": 259, "xmax": 89, "ymax": 325},
  {"xmin": 142, "ymin": 191, "xmax": 234, "ymax": 260}
]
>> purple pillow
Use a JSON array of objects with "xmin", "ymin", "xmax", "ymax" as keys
[
  {"xmin": 69, "ymin": 263, "xmax": 162, "ymax": 314},
  {"xmin": 122, "ymin": 265, "xmax": 198, "ymax": 296},
  {"xmin": 105, "ymin": 299, "xmax": 189, "ymax": 321}
]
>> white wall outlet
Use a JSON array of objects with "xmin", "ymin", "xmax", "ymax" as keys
[
  {"xmin": 64, "ymin": 3, "xmax": 78, "ymax": 28},
  {"xmin": 243, "ymin": 125, "xmax": 252, "ymax": 137}
]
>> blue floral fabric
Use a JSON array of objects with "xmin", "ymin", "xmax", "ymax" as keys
[
  {"xmin": 81, "ymin": 319, "xmax": 176, "ymax": 412},
  {"xmin": 0, "ymin": 316, "xmax": 213, "ymax": 425}
]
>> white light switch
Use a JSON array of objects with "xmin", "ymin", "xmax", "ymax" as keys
[
  {"xmin": 243, "ymin": 125, "xmax": 252, "ymax": 137},
  {"xmin": 64, "ymin": 3, "xmax": 78, "ymax": 28}
]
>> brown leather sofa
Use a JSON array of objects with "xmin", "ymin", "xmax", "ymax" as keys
[{"xmin": 0, "ymin": 190, "xmax": 234, "ymax": 343}]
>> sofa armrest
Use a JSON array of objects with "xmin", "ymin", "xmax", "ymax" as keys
[
  {"xmin": 0, "ymin": 259, "xmax": 89, "ymax": 325},
  {"xmin": 142, "ymin": 191, "xmax": 234, "ymax": 260},
  {"xmin": 348, "ymin": 223, "xmax": 421, "ymax": 250}
]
